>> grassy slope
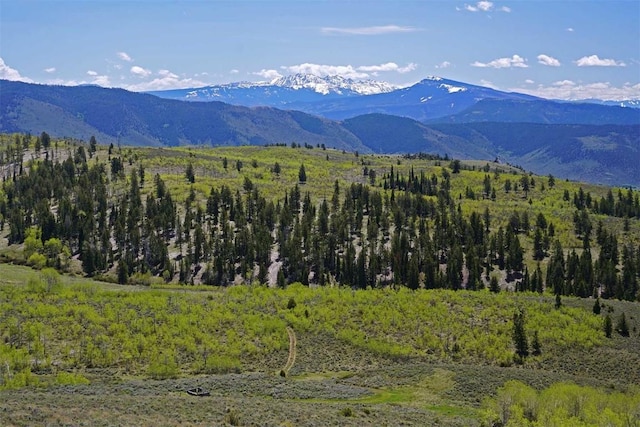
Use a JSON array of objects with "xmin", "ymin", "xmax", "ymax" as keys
[{"xmin": 0, "ymin": 141, "xmax": 639, "ymax": 425}]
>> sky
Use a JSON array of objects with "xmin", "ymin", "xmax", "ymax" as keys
[{"xmin": 1, "ymin": 0, "xmax": 639, "ymax": 100}]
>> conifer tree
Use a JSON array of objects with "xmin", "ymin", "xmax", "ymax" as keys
[{"xmin": 512, "ymin": 310, "xmax": 529, "ymax": 359}]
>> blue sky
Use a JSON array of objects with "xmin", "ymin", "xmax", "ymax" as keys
[{"xmin": 1, "ymin": 0, "xmax": 638, "ymax": 100}]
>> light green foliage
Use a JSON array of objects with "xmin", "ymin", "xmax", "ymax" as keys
[
  {"xmin": 55, "ymin": 371, "xmax": 90, "ymax": 385},
  {"xmin": 0, "ymin": 276, "xmax": 606, "ymax": 388},
  {"xmin": 482, "ymin": 380, "xmax": 640, "ymax": 426}
]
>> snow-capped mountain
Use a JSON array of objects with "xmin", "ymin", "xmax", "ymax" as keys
[
  {"xmin": 268, "ymin": 74, "xmax": 397, "ymax": 95},
  {"xmin": 148, "ymin": 74, "xmax": 396, "ymax": 105},
  {"xmin": 148, "ymin": 75, "xmax": 639, "ymax": 125}
]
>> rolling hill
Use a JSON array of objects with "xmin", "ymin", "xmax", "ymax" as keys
[{"xmin": 1, "ymin": 79, "xmax": 639, "ymax": 186}]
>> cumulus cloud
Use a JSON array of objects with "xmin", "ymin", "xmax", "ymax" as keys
[
  {"xmin": 513, "ymin": 81, "xmax": 640, "ymax": 101},
  {"xmin": 0, "ymin": 57, "xmax": 33, "ymax": 82},
  {"xmin": 471, "ymin": 54, "xmax": 528, "ymax": 68},
  {"xmin": 130, "ymin": 65, "xmax": 152, "ymax": 77},
  {"xmin": 253, "ymin": 69, "xmax": 283, "ymax": 80},
  {"xmin": 436, "ymin": 61, "xmax": 452, "ymax": 69},
  {"xmin": 283, "ymin": 63, "xmax": 369, "ymax": 79},
  {"xmin": 575, "ymin": 55, "xmax": 626, "ymax": 67},
  {"xmin": 230, "ymin": 69, "xmax": 239, "ymax": 74},
  {"xmin": 524, "ymin": 79, "xmax": 535, "ymax": 84},
  {"xmin": 277, "ymin": 62, "xmax": 417, "ymax": 79},
  {"xmin": 356, "ymin": 62, "xmax": 417, "ymax": 74},
  {"xmin": 321, "ymin": 25, "xmax": 418, "ymax": 35},
  {"xmin": 87, "ymin": 70, "xmax": 98, "ymax": 76},
  {"xmin": 462, "ymin": 2, "xmax": 510, "ymax": 12},
  {"xmin": 158, "ymin": 69, "xmax": 178, "ymax": 79},
  {"xmin": 91, "ymin": 75, "xmax": 111, "ymax": 87},
  {"xmin": 44, "ymin": 67, "xmax": 56, "ymax": 73},
  {"xmin": 537, "ymin": 54, "xmax": 561, "ymax": 67},
  {"xmin": 117, "ymin": 51, "xmax": 133, "ymax": 62},
  {"xmin": 124, "ymin": 70, "xmax": 207, "ymax": 91}
]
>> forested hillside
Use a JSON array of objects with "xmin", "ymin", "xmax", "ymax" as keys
[
  {"xmin": 0, "ymin": 132, "xmax": 637, "ymax": 297},
  {"xmin": 0, "ymin": 132, "xmax": 639, "ymax": 426}
]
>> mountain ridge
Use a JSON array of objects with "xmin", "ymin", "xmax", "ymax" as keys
[
  {"xmin": 148, "ymin": 74, "xmax": 640, "ymax": 124},
  {"xmin": 1, "ymin": 79, "xmax": 638, "ymax": 187}
]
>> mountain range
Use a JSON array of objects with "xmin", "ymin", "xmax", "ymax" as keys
[
  {"xmin": 1, "ymin": 77, "xmax": 639, "ymax": 187},
  {"xmin": 149, "ymin": 74, "xmax": 640, "ymax": 124}
]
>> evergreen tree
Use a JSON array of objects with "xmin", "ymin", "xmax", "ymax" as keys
[
  {"xmin": 489, "ymin": 276, "xmax": 500, "ymax": 293},
  {"xmin": 604, "ymin": 314, "xmax": 613, "ymax": 338},
  {"xmin": 512, "ymin": 310, "xmax": 529, "ymax": 359},
  {"xmin": 616, "ymin": 313, "xmax": 630, "ymax": 337},
  {"xmin": 298, "ymin": 163, "xmax": 307, "ymax": 183},
  {"xmin": 531, "ymin": 330, "xmax": 541, "ymax": 356}
]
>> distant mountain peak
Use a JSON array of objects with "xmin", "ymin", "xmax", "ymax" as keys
[{"xmin": 267, "ymin": 73, "xmax": 398, "ymax": 95}]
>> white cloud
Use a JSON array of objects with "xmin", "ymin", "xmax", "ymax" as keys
[
  {"xmin": 553, "ymin": 80, "xmax": 576, "ymax": 87},
  {"xmin": 87, "ymin": 70, "xmax": 98, "ymax": 76},
  {"xmin": 566, "ymin": 27, "xmax": 574, "ymax": 32},
  {"xmin": 537, "ymin": 54, "xmax": 561, "ymax": 67},
  {"xmin": 44, "ymin": 67, "xmax": 56, "ymax": 73},
  {"xmin": 436, "ymin": 61, "xmax": 451, "ymax": 69},
  {"xmin": 464, "ymin": 1, "xmax": 493, "ymax": 12},
  {"xmin": 477, "ymin": 1, "xmax": 494, "ymax": 11},
  {"xmin": 356, "ymin": 62, "xmax": 417, "ymax": 74},
  {"xmin": 471, "ymin": 54, "xmax": 528, "ymax": 68},
  {"xmin": 130, "ymin": 65, "xmax": 152, "ymax": 77},
  {"xmin": 479, "ymin": 79, "xmax": 499, "ymax": 89},
  {"xmin": 462, "ymin": 2, "xmax": 510, "ymax": 12},
  {"xmin": 253, "ymin": 69, "xmax": 283, "ymax": 80},
  {"xmin": 525, "ymin": 79, "xmax": 535, "ymax": 84},
  {"xmin": 158, "ymin": 69, "xmax": 178, "ymax": 79},
  {"xmin": 283, "ymin": 63, "xmax": 369, "ymax": 79},
  {"xmin": 230, "ymin": 69, "xmax": 239, "ymax": 74},
  {"xmin": 0, "ymin": 57, "xmax": 33, "ymax": 82},
  {"xmin": 117, "ymin": 51, "xmax": 133, "ymax": 62},
  {"xmin": 91, "ymin": 75, "xmax": 111, "ymax": 87},
  {"xmin": 321, "ymin": 25, "xmax": 418, "ymax": 35},
  {"xmin": 513, "ymin": 81, "xmax": 640, "ymax": 101},
  {"xmin": 575, "ymin": 54, "xmax": 626, "ymax": 67},
  {"xmin": 397, "ymin": 63, "xmax": 418, "ymax": 73},
  {"xmin": 124, "ymin": 70, "xmax": 207, "ymax": 91}
]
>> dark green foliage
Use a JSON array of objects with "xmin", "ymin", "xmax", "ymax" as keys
[
  {"xmin": 490, "ymin": 276, "xmax": 500, "ymax": 293},
  {"xmin": 555, "ymin": 294, "xmax": 562, "ymax": 309},
  {"xmin": 512, "ymin": 310, "xmax": 529, "ymax": 359},
  {"xmin": 298, "ymin": 163, "xmax": 307, "ymax": 183},
  {"xmin": 604, "ymin": 314, "xmax": 613, "ymax": 338},
  {"xmin": 531, "ymin": 330, "xmax": 541, "ymax": 356},
  {"xmin": 593, "ymin": 298, "xmax": 601, "ymax": 315},
  {"xmin": 616, "ymin": 313, "xmax": 630, "ymax": 337},
  {"xmin": 185, "ymin": 163, "xmax": 195, "ymax": 183}
]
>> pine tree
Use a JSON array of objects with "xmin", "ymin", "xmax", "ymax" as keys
[
  {"xmin": 616, "ymin": 313, "xmax": 630, "ymax": 337},
  {"xmin": 512, "ymin": 310, "xmax": 529, "ymax": 359},
  {"xmin": 489, "ymin": 276, "xmax": 500, "ymax": 293},
  {"xmin": 592, "ymin": 298, "xmax": 601, "ymax": 315},
  {"xmin": 604, "ymin": 314, "xmax": 613, "ymax": 338},
  {"xmin": 531, "ymin": 330, "xmax": 541, "ymax": 356},
  {"xmin": 298, "ymin": 163, "xmax": 307, "ymax": 183}
]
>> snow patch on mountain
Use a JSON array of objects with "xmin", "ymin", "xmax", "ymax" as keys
[
  {"xmin": 439, "ymin": 83, "xmax": 466, "ymax": 94},
  {"xmin": 269, "ymin": 74, "xmax": 397, "ymax": 95}
]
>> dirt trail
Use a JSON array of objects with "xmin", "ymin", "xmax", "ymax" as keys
[{"xmin": 281, "ymin": 327, "xmax": 297, "ymax": 376}]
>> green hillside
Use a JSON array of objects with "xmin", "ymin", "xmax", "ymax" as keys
[{"xmin": 0, "ymin": 133, "xmax": 639, "ymax": 426}]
